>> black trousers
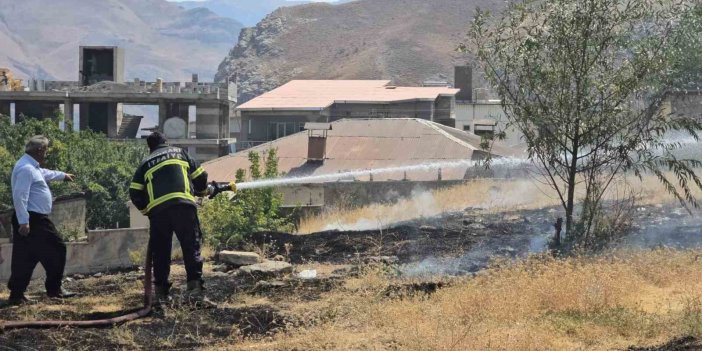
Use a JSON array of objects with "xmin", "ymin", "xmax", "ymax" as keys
[
  {"xmin": 8, "ymin": 212, "xmax": 67, "ymax": 296},
  {"xmin": 148, "ymin": 204, "xmax": 204, "ymax": 287}
]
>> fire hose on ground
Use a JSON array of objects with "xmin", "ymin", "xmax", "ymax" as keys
[
  {"xmin": 0, "ymin": 181, "xmax": 235, "ymax": 330},
  {"xmin": 0, "ymin": 244, "xmax": 153, "ymax": 330}
]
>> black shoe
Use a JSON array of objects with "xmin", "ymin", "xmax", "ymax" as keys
[
  {"xmin": 6, "ymin": 294, "xmax": 34, "ymax": 306},
  {"xmin": 47, "ymin": 288, "xmax": 77, "ymax": 299}
]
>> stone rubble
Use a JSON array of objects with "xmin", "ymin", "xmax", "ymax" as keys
[
  {"xmin": 239, "ymin": 260, "xmax": 293, "ymax": 276},
  {"xmin": 218, "ymin": 250, "xmax": 262, "ymax": 267}
]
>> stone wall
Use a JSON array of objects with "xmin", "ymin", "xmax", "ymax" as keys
[
  {"xmin": 0, "ymin": 228, "xmax": 149, "ymax": 282},
  {"xmin": 277, "ymin": 180, "xmax": 469, "ymax": 210},
  {"xmin": 321, "ymin": 180, "xmax": 467, "ymax": 208}
]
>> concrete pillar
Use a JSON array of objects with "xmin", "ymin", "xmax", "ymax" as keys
[
  {"xmin": 10, "ymin": 102, "xmax": 15, "ymax": 124},
  {"xmin": 107, "ymin": 102, "xmax": 119, "ymax": 138},
  {"xmin": 63, "ymin": 99, "xmax": 73, "ymax": 131},
  {"xmin": 219, "ymin": 103, "xmax": 231, "ymax": 139}
]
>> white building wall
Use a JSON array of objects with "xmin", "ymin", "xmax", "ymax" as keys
[{"xmin": 455, "ymin": 102, "xmax": 525, "ymax": 148}]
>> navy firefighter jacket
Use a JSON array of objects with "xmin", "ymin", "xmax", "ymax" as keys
[{"xmin": 129, "ymin": 144, "xmax": 208, "ymax": 216}]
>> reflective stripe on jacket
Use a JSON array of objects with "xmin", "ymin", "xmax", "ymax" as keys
[{"xmin": 129, "ymin": 145, "xmax": 208, "ymax": 216}]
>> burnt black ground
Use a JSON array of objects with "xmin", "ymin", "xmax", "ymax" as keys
[{"xmin": 628, "ymin": 336, "xmax": 702, "ymax": 351}]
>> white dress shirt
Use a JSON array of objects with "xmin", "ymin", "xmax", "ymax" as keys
[{"xmin": 11, "ymin": 154, "xmax": 65, "ymax": 225}]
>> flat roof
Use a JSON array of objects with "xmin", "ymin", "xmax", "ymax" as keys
[{"xmin": 237, "ymin": 80, "xmax": 459, "ymax": 111}]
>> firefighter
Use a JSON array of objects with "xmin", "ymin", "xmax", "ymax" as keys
[{"xmin": 129, "ymin": 132, "xmax": 209, "ymax": 303}]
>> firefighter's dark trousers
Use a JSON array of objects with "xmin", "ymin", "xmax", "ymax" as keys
[
  {"xmin": 148, "ymin": 204, "xmax": 204, "ymax": 288},
  {"xmin": 8, "ymin": 212, "xmax": 67, "ymax": 297}
]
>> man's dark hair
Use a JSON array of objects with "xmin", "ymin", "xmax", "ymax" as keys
[{"xmin": 147, "ymin": 132, "xmax": 167, "ymax": 151}]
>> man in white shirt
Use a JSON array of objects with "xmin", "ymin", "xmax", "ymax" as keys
[{"xmin": 7, "ymin": 135, "xmax": 76, "ymax": 306}]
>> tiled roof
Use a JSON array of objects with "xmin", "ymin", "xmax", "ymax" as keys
[{"xmin": 203, "ymin": 118, "xmax": 524, "ymax": 182}]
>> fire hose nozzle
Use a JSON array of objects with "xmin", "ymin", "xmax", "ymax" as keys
[{"xmin": 205, "ymin": 180, "xmax": 237, "ymax": 199}]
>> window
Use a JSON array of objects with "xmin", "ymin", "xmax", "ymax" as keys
[
  {"xmin": 463, "ymin": 125, "xmax": 471, "ymax": 132},
  {"xmin": 269, "ymin": 122, "xmax": 306, "ymax": 140},
  {"xmin": 474, "ymin": 130, "xmax": 494, "ymax": 138}
]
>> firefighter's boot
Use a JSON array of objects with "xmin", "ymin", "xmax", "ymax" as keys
[
  {"xmin": 186, "ymin": 280, "xmax": 216, "ymax": 308},
  {"xmin": 154, "ymin": 283, "xmax": 172, "ymax": 306}
]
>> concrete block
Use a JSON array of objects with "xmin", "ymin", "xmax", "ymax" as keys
[
  {"xmin": 219, "ymin": 250, "xmax": 261, "ymax": 266},
  {"xmin": 239, "ymin": 260, "xmax": 293, "ymax": 276}
]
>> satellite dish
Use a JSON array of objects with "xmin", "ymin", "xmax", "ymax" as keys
[{"xmin": 163, "ymin": 117, "xmax": 187, "ymax": 139}]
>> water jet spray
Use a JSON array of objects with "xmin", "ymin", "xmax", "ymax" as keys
[{"xmin": 235, "ymin": 157, "xmax": 530, "ymax": 190}]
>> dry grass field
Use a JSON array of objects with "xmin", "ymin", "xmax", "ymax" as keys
[
  {"xmin": 229, "ymin": 249, "xmax": 702, "ymax": 351},
  {"xmin": 3, "ymin": 249, "xmax": 701, "ymax": 350}
]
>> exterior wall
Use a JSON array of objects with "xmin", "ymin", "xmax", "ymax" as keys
[
  {"xmin": 279, "ymin": 185, "xmax": 325, "ymax": 207},
  {"xmin": 241, "ymin": 111, "xmax": 324, "ymax": 142},
  {"xmin": 0, "ymin": 228, "xmax": 149, "ymax": 282},
  {"xmin": 329, "ymin": 101, "xmax": 434, "ymax": 120},
  {"xmin": 278, "ymin": 181, "xmax": 468, "ymax": 210},
  {"xmin": 128, "ymin": 201, "xmax": 149, "ymax": 229},
  {"xmin": 455, "ymin": 102, "xmax": 524, "ymax": 147},
  {"xmin": 434, "ymin": 96, "xmax": 455, "ymax": 120},
  {"xmin": 279, "ymin": 180, "xmax": 486, "ymax": 209}
]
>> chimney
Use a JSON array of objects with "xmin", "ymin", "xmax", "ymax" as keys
[
  {"xmin": 305, "ymin": 122, "xmax": 332, "ymax": 162},
  {"xmin": 454, "ymin": 66, "xmax": 473, "ymax": 102}
]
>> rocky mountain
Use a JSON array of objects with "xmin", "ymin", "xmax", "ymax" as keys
[
  {"xmin": 0, "ymin": 0, "xmax": 243, "ymax": 81},
  {"xmin": 216, "ymin": 0, "xmax": 502, "ymax": 102},
  {"xmin": 173, "ymin": 0, "xmax": 312, "ymax": 26}
]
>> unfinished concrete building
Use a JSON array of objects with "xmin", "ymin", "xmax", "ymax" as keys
[{"xmin": 0, "ymin": 46, "xmax": 236, "ymax": 162}]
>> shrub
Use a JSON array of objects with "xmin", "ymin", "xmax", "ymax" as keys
[
  {"xmin": 0, "ymin": 114, "xmax": 147, "ymax": 229},
  {"xmin": 199, "ymin": 148, "xmax": 293, "ymax": 250}
]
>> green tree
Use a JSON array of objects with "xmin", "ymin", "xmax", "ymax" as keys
[
  {"xmin": 468, "ymin": 0, "xmax": 702, "ymax": 249},
  {"xmin": 0, "ymin": 115, "xmax": 147, "ymax": 229},
  {"xmin": 199, "ymin": 148, "xmax": 293, "ymax": 249}
]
